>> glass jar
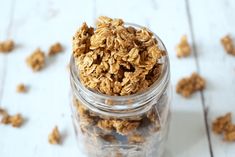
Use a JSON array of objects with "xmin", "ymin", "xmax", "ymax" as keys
[{"xmin": 69, "ymin": 24, "xmax": 171, "ymax": 157}]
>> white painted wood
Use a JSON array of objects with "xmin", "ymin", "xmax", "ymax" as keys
[
  {"xmin": 189, "ymin": 0, "xmax": 235, "ymax": 156},
  {"xmin": 6, "ymin": 0, "xmax": 235, "ymax": 156},
  {"xmin": 0, "ymin": 0, "xmax": 14, "ymax": 103}
]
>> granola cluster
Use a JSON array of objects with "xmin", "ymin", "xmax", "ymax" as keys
[
  {"xmin": 176, "ymin": 73, "xmax": 205, "ymax": 97},
  {"xmin": 176, "ymin": 35, "xmax": 191, "ymax": 58},
  {"xmin": 73, "ymin": 16, "xmax": 165, "ymax": 96},
  {"xmin": 16, "ymin": 83, "xmax": 27, "ymax": 93},
  {"xmin": 74, "ymin": 98, "xmax": 161, "ymax": 145},
  {"xmin": 221, "ymin": 35, "xmax": 235, "ymax": 56},
  {"xmin": 0, "ymin": 108, "xmax": 24, "ymax": 127},
  {"xmin": 48, "ymin": 42, "xmax": 63, "ymax": 56},
  {"xmin": 26, "ymin": 48, "xmax": 46, "ymax": 71},
  {"xmin": 212, "ymin": 113, "xmax": 235, "ymax": 142},
  {"xmin": 48, "ymin": 126, "xmax": 61, "ymax": 144},
  {"xmin": 0, "ymin": 39, "xmax": 15, "ymax": 53}
]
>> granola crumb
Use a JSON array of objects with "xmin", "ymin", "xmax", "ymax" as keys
[
  {"xmin": 0, "ymin": 108, "xmax": 24, "ymax": 127},
  {"xmin": 0, "ymin": 40, "xmax": 15, "ymax": 53},
  {"xmin": 176, "ymin": 35, "xmax": 191, "ymax": 58},
  {"xmin": 9, "ymin": 114, "xmax": 24, "ymax": 127},
  {"xmin": 212, "ymin": 113, "xmax": 235, "ymax": 142},
  {"xmin": 16, "ymin": 84, "xmax": 27, "ymax": 93},
  {"xmin": 176, "ymin": 73, "xmax": 205, "ymax": 97},
  {"xmin": 221, "ymin": 35, "xmax": 235, "ymax": 55},
  {"xmin": 48, "ymin": 126, "xmax": 61, "ymax": 144},
  {"xmin": 26, "ymin": 48, "xmax": 45, "ymax": 71},
  {"xmin": 48, "ymin": 42, "xmax": 63, "ymax": 56},
  {"xmin": 128, "ymin": 134, "xmax": 145, "ymax": 143}
]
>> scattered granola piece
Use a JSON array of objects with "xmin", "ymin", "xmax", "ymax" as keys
[
  {"xmin": 16, "ymin": 84, "xmax": 27, "ymax": 93},
  {"xmin": 176, "ymin": 35, "xmax": 191, "ymax": 58},
  {"xmin": 9, "ymin": 114, "xmax": 24, "ymax": 127},
  {"xmin": 212, "ymin": 113, "xmax": 235, "ymax": 142},
  {"xmin": 212, "ymin": 113, "xmax": 232, "ymax": 134},
  {"xmin": 48, "ymin": 42, "xmax": 63, "ymax": 56},
  {"xmin": 0, "ymin": 40, "xmax": 14, "ymax": 53},
  {"xmin": 176, "ymin": 73, "xmax": 205, "ymax": 97},
  {"xmin": 26, "ymin": 48, "xmax": 45, "ymax": 71},
  {"xmin": 112, "ymin": 120, "xmax": 140, "ymax": 135},
  {"xmin": 221, "ymin": 35, "xmax": 235, "ymax": 55},
  {"xmin": 0, "ymin": 108, "xmax": 24, "ymax": 127},
  {"xmin": 128, "ymin": 134, "xmax": 145, "ymax": 143},
  {"xmin": 48, "ymin": 126, "xmax": 61, "ymax": 144}
]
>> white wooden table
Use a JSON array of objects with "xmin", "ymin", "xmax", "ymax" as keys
[{"xmin": 0, "ymin": 0, "xmax": 235, "ymax": 156}]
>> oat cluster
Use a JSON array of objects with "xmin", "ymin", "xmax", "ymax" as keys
[
  {"xmin": 48, "ymin": 126, "xmax": 61, "ymax": 144},
  {"xmin": 212, "ymin": 113, "xmax": 235, "ymax": 142},
  {"xmin": 48, "ymin": 42, "xmax": 63, "ymax": 56},
  {"xmin": 176, "ymin": 73, "xmax": 205, "ymax": 97},
  {"xmin": 26, "ymin": 48, "xmax": 45, "ymax": 71},
  {"xmin": 73, "ymin": 16, "xmax": 165, "ymax": 96},
  {"xmin": 176, "ymin": 35, "xmax": 191, "ymax": 58},
  {"xmin": 0, "ymin": 39, "xmax": 15, "ymax": 53},
  {"xmin": 16, "ymin": 84, "xmax": 27, "ymax": 93},
  {"xmin": 0, "ymin": 108, "xmax": 24, "ymax": 127},
  {"xmin": 74, "ymin": 98, "xmax": 160, "ymax": 145},
  {"xmin": 221, "ymin": 35, "xmax": 235, "ymax": 56}
]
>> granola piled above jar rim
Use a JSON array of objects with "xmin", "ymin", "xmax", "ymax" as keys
[{"xmin": 72, "ymin": 16, "xmax": 166, "ymax": 96}]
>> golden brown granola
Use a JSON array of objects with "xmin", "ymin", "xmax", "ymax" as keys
[
  {"xmin": 26, "ymin": 48, "xmax": 45, "ymax": 71},
  {"xmin": 128, "ymin": 134, "xmax": 145, "ymax": 143},
  {"xmin": 176, "ymin": 73, "xmax": 205, "ymax": 97},
  {"xmin": 0, "ymin": 40, "xmax": 14, "ymax": 53},
  {"xmin": 0, "ymin": 108, "xmax": 24, "ymax": 127},
  {"xmin": 212, "ymin": 113, "xmax": 235, "ymax": 142},
  {"xmin": 16, "ymin": 84, "xmax": 27, "ymax": 93},
  {"xmin": 221, "ymin": 35, "xmax": 235, "ymax": 56},
  {"xmin": 48, "ymin": 126, "xmax": 61, "ymax": 144},
  {"xmin": 112, "ymin": 120, "xmax": 140, "ymax": 135},
  {"xmin": 176, "ymin": 35, "xmax": 191, "ymax": 58},
  {"xmin": 73, "ymin": 16, "xmax": 165, "ymax": 96},
  {"xmin": 48, "ymin": 42, "xmax": 63, "ymax": 56}
]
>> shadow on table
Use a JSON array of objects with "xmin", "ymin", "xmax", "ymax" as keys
[{"xmin": 163, "ymin": 110, "xmax": 208, "ymax": 157}]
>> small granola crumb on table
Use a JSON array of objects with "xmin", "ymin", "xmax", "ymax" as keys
[
  {"xmin": 48, "ymin": 42, "xmax": 63, "ymax": 56},
  {"xmin": 0, "ymin": 39, "xmax": 15, "ymax": 53},
  {"xmin": 48, "ymin": 126, "xmax": 61, "ymax": 144},
  {"xmin": 175, "ymin": 35, "xmax": 191, "ymax": 58},
  {"xmin": 26, "ymin": 48, "xmax": 45, "ymax": 71},
  {"xmin": 221, "ymin": 35, "xmax": 235, "ymax": 56},
  {"xmin": 16, "ymin": 84, "xmax": 27, "ymax": 93}
]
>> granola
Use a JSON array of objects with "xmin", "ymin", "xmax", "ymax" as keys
[
  {"xmin": 176, "ymin": 35, "xmax": 191, "ymax": 58},
  {"xmin": 0, "ymin": 108, "xmax": 24, "ymax": 127},
  {"xmin": 26, "ymin": 48, "xmax": 45, "ymax": 71},
  {"xmin": 221, "ymin": 35, "xmax": 235, "ymax": 55},
  {"xmin": 73, "ymin": 16, "xmax": 165, "ymax": 96},
  {"xmin": 48, "ymin": 42, "xmax": 63, "ymax": 56},
  {"xmin": 48, "ymin": 126, "xmax": 61, "ymax": 144},
  {"xmin": 16, "ymin": 84, "xmax": 27, "ymax": 93},
  {"xmin": 0, "ymin": 40, "xmax": 14, "ymax": 53},
  {"xmin": 176, "ymin": 73, "xmax": 205, "ymax": 97},
  {"xmin": 212, "ymin": 113, "xmax": 235, "ymax": 142}
]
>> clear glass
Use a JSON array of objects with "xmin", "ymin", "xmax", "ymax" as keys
[{"xmin": 69, "ymin": 23, "xmax": 171, "ymax": 157}]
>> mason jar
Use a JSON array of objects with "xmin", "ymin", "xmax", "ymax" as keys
[{"xmin": 69, "ymin": 24, "xmax": 171, "ymax": 157}]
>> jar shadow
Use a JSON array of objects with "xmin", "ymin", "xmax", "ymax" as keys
[{"xmin": 163, "ymin": 110, "xmax": 210, "ymax": 157}]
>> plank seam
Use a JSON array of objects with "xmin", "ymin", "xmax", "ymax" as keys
[
  {"xmin": 0, "ymin": 0, "xmax": 16, "ymax": 106},
  {"xmin": 185, "ymin": 0, "xmax": 214, "ymax": 156}
]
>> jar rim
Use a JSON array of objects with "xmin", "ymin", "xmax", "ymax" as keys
[{"xmin": 70, "ymin": 23, "xmax": 170, "ymax": 115}]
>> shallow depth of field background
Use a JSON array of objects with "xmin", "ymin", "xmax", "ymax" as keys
[{"xmin": 0, "ymin": 0, "xmax": 235, "ymax": 157}]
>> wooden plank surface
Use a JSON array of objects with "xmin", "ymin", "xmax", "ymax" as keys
[
  {"xmin": 1, "ymin": 0, "xmax": 235, "ymax": 156},
  {"xmin": 188, "ymin": 0, "xmax": 235, "ymax": 156}
]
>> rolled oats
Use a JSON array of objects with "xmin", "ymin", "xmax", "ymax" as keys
[
  {"xmin": 221, "ymin": 35, "xmax": 235, "ymax": 56},
  {"xmin": 16, "ymin": 84, "xmax": 27, "ymax": 93},
  {"xmin": 48, "ymin": 126, "xmax": 61, "ymax": 144},
  {"xmin": 26, "ymin": 48, "xmax": 45, "ymax": 71},
  {"xmin": 212, "ymin": 113, "xmax": 235, "ymax": 142},
  {"xmin": 48, "ymin": 42, "xmax": 63, "ymax": 56},
  {"xmin": 176, "ymin": 73, "xmax": 205, "ymax": 97},
  {"xmin": 0, "ymin": 39, "xmax": 14, "ymax": 53},
  {"xmin": 73, "ymin": 16, "xmax": 165, "ymax": 96},
  {"xmin": 176, "ymin": 35, "xmax": 191, "ymax": 58}
]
